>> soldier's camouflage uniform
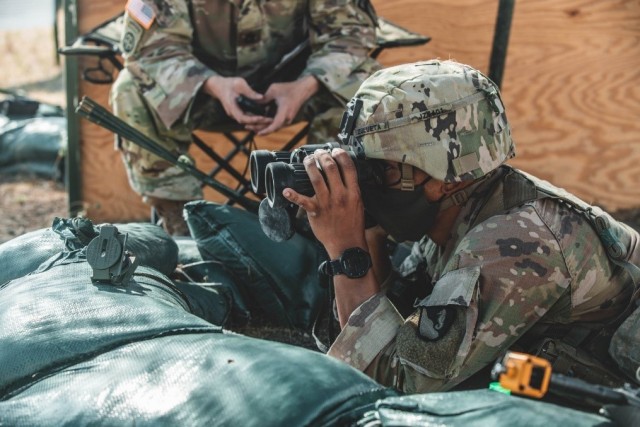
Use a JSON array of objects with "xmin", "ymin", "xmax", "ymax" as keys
[
  {"xmin": 329, "ymin": 60, "xmax": 640, "ymax": 393},
  {"xmin": 110, "ymin": 0, "xmax": 380, "ymax": 200}
]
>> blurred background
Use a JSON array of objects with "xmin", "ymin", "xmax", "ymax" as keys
[
  {"xmin": 1, "ymin": 0, "xmax": 63, "ymax": 106},
  {"xmin": 0, "ymin": 0, "xmax": 66, "ymax": 243}
]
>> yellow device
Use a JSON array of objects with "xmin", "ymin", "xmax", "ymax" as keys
[{"xmin": 493, "ymin": 351, "xmax": 552, "ymax": 399}]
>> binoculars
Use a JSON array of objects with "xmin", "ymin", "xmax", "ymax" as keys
[
  {"xmin": 250, "ymin": 142, "xmax": 342, "ymax": 208},
  {"xmin": 250, "ymin": 142, "xmax": 376, "ymax": 241}
]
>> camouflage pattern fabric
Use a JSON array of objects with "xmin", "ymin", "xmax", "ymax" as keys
[
  {"xmin": 339, "ymin": 59, "xmax": 515, "ymax": 183},
  {"xmin": 110, "ymin": 0, "xmax": 379, "ymax": 200},
  {"xmin": 328, "ymin": 165, "xmax": 639, "ymax": 393}
]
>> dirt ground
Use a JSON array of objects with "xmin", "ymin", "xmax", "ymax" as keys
[{"xmin": 0, "ymin": 172, "xmax": 67, "ymax": 244}]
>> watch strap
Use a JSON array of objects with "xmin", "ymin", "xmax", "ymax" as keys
[
  {"xmin": 320, "ymin": 258, "xmax": 344, "ymax": 276},
  {"xmin": 318, "ymin": 247, "xmax": 372, "ymax": 279}
]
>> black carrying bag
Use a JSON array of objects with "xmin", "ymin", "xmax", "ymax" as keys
[
  {"xmin": 185, "ymin": 201, "xmax": 327, "ymax": 330},
  {"xmin": 0, "ymin": 217, "xmax": 179, "ymax": 283},
  {"xmin": 0, "ymin": 251, "xmax": 394, "ymax": 426},
  {"xmin": 174, "ymin": 235, "xmax": 205, "ymax": 265},
  {"xmin": 173, "ymin": 261, "xmax": 252, "ymax": 326}
]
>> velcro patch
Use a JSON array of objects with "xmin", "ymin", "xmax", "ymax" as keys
[{"xmin": 418, "ymin": 305, "xmax": 456, "ymax": 341}]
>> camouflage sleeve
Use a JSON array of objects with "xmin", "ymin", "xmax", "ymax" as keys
[
  {"xmin": 120, "ymin": 0, "xmax": 217, "ymax": 129},
  {"xmin": 328, "ymin": 293, "xmax": 404, "ymax": 371},
  {"xmin": 331, "ymin": 206, "xmax": 575, "ymax": 393},
  {"xmin": 303, "ymin": 0, "xmax": 380, "ymax": 101}
]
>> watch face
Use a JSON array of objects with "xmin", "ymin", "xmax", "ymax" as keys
[{"xmin": 340, "ymin": 247, "xmax": 372, "ymax": 279}]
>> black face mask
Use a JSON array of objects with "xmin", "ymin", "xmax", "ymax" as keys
[{"xmin": 361, "ymin": 182, "xmax": 441, "ymax": 242}]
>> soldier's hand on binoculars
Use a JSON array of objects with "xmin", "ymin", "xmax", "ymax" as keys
[{"xmin": 283, "ymin": 148, "xmax": 367, "ymax": 259}]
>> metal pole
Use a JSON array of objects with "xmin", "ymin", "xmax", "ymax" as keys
[
  {"xmin": 488, "ymin": 0, "xmax": 516, "ymax": 89},
  {"xmin": 63, "ymin": 0, "xmax": 83, "ymax": 216}
]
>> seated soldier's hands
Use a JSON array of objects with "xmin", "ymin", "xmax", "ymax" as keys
[
  {"xmin": 282, "ymin": 148, "xmax": 367, "ymax": 259},
  {"xmin": 251, "ymin": 76, "xmax": 319, "ymax": 136},
  {"xmin": 203, "ymin": 76, "xmax": 274, "ymax": 128}
]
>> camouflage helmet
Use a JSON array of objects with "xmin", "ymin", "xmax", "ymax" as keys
[{"xmin": 338, "ymin": 60, "xmax": 515, "ymax": 182}]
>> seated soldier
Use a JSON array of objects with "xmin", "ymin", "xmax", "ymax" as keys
[
  {"xmin": 110, "ymin": 0, "xmax": 380, "ymax": 235},
  {"xmin": 283, "ymin": 60, "xmax": 640, "ymax": 393}
]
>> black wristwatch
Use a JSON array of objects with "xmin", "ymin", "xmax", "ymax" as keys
[{"xmin": 318, "ymin": 247, "xmax": 372, "ymax": 279}]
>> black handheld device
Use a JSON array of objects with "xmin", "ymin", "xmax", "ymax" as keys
[{"xmin": 236, "ymin": 95, "xmax": 277, "ymax": 118}]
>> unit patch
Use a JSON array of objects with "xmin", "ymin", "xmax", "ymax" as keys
[{"xmin": 121, "ymin": 19, "xmax": 144, "ymax": 55}]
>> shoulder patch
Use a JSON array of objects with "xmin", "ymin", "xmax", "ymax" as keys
[
  {"xmin": 126, "ymin": 0, "xmax": 156, "ymax": 30},
  {"xmin": 121, "ymin": 18, "xmax": 144, "ymax": 55}
]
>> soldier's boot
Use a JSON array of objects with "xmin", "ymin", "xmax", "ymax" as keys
[{"xmin": 146, "ymin": 197, "xmax": 190, "ymax": 237}]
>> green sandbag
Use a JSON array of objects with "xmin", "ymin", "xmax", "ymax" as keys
[
  {"xmin": 0, "ymin": 256, "xmax": 217, "ymax": 394},
  {"xmin": 358, "ymin": 389, "xmax": 615, "ymax": 427},
  {"xmin": 609, "ymin": 304, "xmax": 640, "ymax": 383},
  {"xmin": 0, "ymin": 217, "xmax": 178, "ymax": 283},
  {"xmin": 0, "ymin": 116, "xmax": 67, "ymax": 179},
  {"xmin": 0, "ymin": 249, "xmax": 394, "ymax": 426},
  {"xmin": 185, "ymin": 201, "xmax": 327, "ymax": 330}
]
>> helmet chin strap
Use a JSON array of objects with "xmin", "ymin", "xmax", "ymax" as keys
[
  {"xmin": 400, "ymin": 163, "xmax": 415, "ymax": 191},
  {"xmin": 438, "ymin": 175, "xmax": 491, "ymax": 212},
  {"xmin": 400, "ymin": 164, "xmax": 433, "ymax": 191}
]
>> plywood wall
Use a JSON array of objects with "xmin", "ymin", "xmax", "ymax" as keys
[{"xmin": 73, "ymin": 0, "xmax": 640, "ymax": 223}]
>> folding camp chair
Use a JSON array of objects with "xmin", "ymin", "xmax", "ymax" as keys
[{"xmin": 60, "ymin": 10, "xmax": 430, "ymax": 211}]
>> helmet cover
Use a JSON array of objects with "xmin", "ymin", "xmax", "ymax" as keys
[{"xmin": 338, "ymin": 60, "xmax": 515, "ymax": 182}]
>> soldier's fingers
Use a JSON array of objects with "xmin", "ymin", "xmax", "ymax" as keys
[
  {"xmin": 244, "ymin": 115, "xmax": 273, "ymax": 124},
  {"xmin": 315, "ymin": 149, "xmax": 344, "ymax": 193},
  {"xmin": 257, "ymin": 111, "xmax": 286, "ymax": 135},
  {"xmin": 243, "ymin": 90, "xmax": 265, "ymax": 101},
  {"xmin": 228, "ymin": 106, "xmax": 253, "ymax": 123},
  {"xmin": 244, "ymin": 122, "xmax": 272, "ymax": 133},
  {"xmin": 304, "ymin": 153, "xmax": 329, "ymax": 200},
  {"xmin": 332, "ymin": 148, "xmax": 358, "ymax": 190},
  {"xmin": 236, "ymin": 81, "xmax": 264, "ymax": 100},
  {"xmin": 232, "ymin": 106, "xmax": 272, "ymax": 124},
  {"xmin": 282, "ymin": 188, "xmax": 318, "ymax": 217},
  {"xmin": 262, "ymin": 84, "xmax": 281, "ymax": 101}
]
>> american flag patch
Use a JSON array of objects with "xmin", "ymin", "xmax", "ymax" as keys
[{"xmin": 126, "ymin": 0, "xmax": 156, "ymax": 30}]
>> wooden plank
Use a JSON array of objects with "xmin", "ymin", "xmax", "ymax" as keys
[
  {"xmin": 372, "ymin": 0, "xmax": 498, "ymax": 72},
  {"xmin": 77, "ymin": 0, "xmax": 640, "ymax": 223},
  {"xmin": 505, "ymin": 0, "xmax": 640, "ymax": 210},
  {"xmin": 76, "ymin": 0, "xmax": 145, "ymax": 222},
  {"xmin": 375, "ymin": 0, "xmax": 640, "ymax": 210}
]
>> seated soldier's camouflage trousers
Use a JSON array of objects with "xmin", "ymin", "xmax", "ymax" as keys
[{"xmin": 110, "ymin": 69, "xmax": 345, "ymax": 202}]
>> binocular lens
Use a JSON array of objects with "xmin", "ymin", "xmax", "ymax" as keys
[
  {"xmin": 265, "ymin": 162, "xmax": 314, "ymax": 208},
  {"xmin": 250, "ymin": 150, "xmax": 291, "ymax": 194}
]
